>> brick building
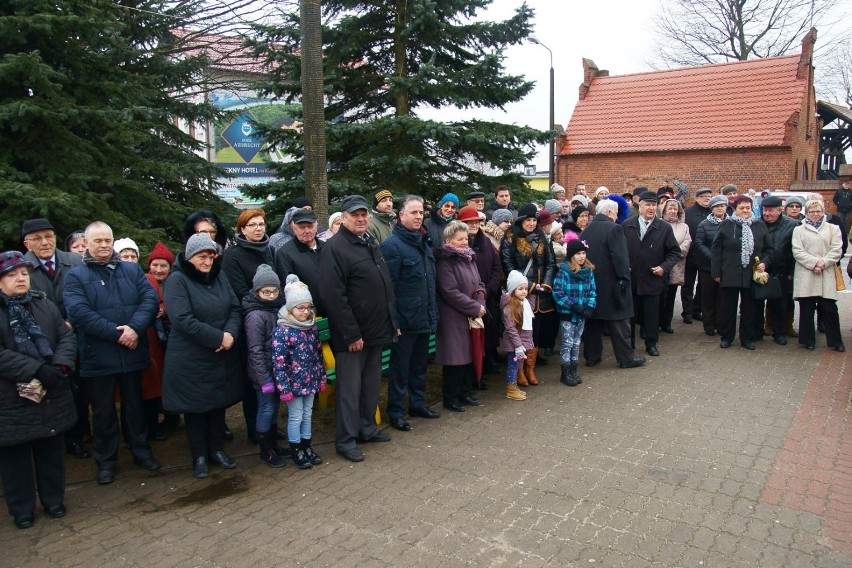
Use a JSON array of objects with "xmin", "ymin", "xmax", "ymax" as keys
[{"xmin": 555, "ymin": 29, "xmax": 820, "ymax": 199}]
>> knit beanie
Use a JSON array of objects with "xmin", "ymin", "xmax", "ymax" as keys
[
  {"xmin": 571, "ymin": 205, "xmax": 588, "ymax": 222},
  {"xmin": 284, "ymin": 274, "xmax": 313, "ymax": 312},
  {"xmin": 515, "ymin": 203, "xmax": 538, "ymax": 223},
  {"xmin": 595, "ymin": 186, "xmax": 609, "ymax": 197},
  {"xmin": 708, "ymin": 195, "xmax": 728, "ymax": 209},
  {"xmin": 438, "ymin": 193, "xmax": 459, "ymax": 208},
  {"xmin": 113, "ymin": 237, "xmax": 139, "ymax": 255},
  {"xmin": 292, "ymin": 197, "xmax": 312, "ymax": 209},
  {"xmin": 373, "ymin": 189, "xmax": 393, "ymax": 209},
  {"xmin": 506, "ymin": 270, "xmax": 527, "ymax": 295},
  {"xmin": 185, "ymin": 233, "xmax": 218, "ymax": 259},
  {"xmin": 550, "ymin": 183, "xmax": 566, "ymax": 196},
  {"xmin": 491, "ymin": 209, "xmax": 513, "ymax": 225},
  {"xmin": 565, "ymin": 239, "xmax": 588, "ymax": 260},
  {"xmin": 147, "ymin": 242, "xmax": 175, "ymax": 267},
  {"xmin": 544, "ymin": 199, "xmax": 563, "ymax": 216},
  {"xmin": 252, "ymin": 264, "xmax": 280, "ymax": 293},
  {"xmin": 785, "ymin": 196, "xmax": 806, "ymax": 209},
  {"xmin": 570, "ymin": 195, "xmax": 589, "ymax": 208}
]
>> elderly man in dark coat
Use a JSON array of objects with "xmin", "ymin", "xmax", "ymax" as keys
[
  {"xmin": 622, "ymin": 192, "xmax": 682, "ymax": 356},
  {"xmin": 319, "ymin": 195, "xmax": 398, "ymax": 463},
  {"xmin": 381, "ymin": 195, "xmax": 439, "ymax": 431},
  {"xmin": 682, "ymin": 188, "xmax": 712, "ymax": 323},
  {"xmin": 759, "ymin": 195, "xmax": 798, "ymax": 345},
  {"xmin": 20, "ymin": 218, "xmax": 89, "ymax": 459},
  {"xmin": 64, "ymin": 221, "xmax": 160, "ymax": 485},
  {"xmin": 579, "ymin": 199, "xmax": 646, "ymax": 369},
  {"xmin": 274, "ymin": 208, "xmax": 325, "ymax": 316}
]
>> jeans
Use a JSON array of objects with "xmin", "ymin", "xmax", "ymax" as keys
[
  {"xmin": 560, "ymin": 319, "xmax": 585, "ymax": 363},
  {"xmin": 255, "ymin": 388, "xmax": 280, "ymax": 433},
  {"xmin": 286, "ymin": 395, "xmax": 315, "ymax": 443}
]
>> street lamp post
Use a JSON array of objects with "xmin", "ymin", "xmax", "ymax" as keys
[{"xmin": 530, "ymin": 37, "xmax": 555, "ymax": 188}]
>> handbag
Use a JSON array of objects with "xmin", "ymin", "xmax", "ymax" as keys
[
  {"xmin": 751, "ymin": 274, "xmax": 782, "ymax": 301},
  {"xmin": 835, "ymin": 264, "xmax": 846, "ymax": 292}
]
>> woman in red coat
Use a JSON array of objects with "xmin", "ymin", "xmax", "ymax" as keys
[
  {"xmin": 142, "ymin": 243, "xmax": 174, "ymax": 439},
  {"xmin": 434, "ymin": 221, "xmax": 486, "ymax": 412}
]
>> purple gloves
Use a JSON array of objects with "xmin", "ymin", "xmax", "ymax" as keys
[{"xmin": 261, "ymin": 382, "xmax": 275, "ymax": 395}]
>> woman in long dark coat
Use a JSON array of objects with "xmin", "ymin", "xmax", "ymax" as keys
[
  {"xmin": 711, "ymin": 195, "xmax": 772, "ymax": 350},
  {"xmin": 694, "ymin": 195, "xmax": 728, "ymax": 336},
  {"xmin": 164, "ymin": 235, "xmax": 243, "ymax": 478},
  {"xmin": 0, "ymin": 251, "xmax": 76, "ymax": 529},
  {"xmin": 435, "ymin": 221, "xmax": 486, "ymax": 412},
  {"xmin": 499, "ymin": 204, "xmax": 556, "ymax": 382}
]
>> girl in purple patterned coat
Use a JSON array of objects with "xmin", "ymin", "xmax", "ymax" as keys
[{"xmin": 272, "ymin": 275, "xmax": 326, "ymax": 469}]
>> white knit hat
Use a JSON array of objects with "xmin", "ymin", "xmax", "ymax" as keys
[
  {"xmin": 284, "ymin": 274, "xmax": 313, "ymax": 312},
  {"xmin": 113, "ymin": 237, "xmax": 139, "ymax": 255},
  {"xmin": 506, "ymin": 270, "xmax": 527, "ymax": 295}
]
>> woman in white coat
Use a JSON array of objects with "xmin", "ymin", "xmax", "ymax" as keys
[
  {"xmin": 658, "ymin": 199, "xmax": 692, "ymax": 333},
  {"xmin": 792, "ymin": 199, "xmax": 844, "ymax": 352}
]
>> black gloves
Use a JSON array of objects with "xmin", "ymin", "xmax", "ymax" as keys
[{"xmin": 35, "ymin": 365, "xmax": 65, "ymax": 389}]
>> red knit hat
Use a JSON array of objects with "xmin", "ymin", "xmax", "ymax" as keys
[{"xmin": 147, "ymin": 242, "xmax": 175, "ymax": 267}]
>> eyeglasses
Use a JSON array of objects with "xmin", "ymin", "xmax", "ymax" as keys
[
  {"xmin": 293, "ymin": 305, "xmax": 314, "ymax": 312},
  {"xmin": 245, "ymin": 222, "xmax": 266, "ymax": 230},
  {"xmin": 197, "ymin": 229, "xmax": 217, "ymax": 236},
  {"xmin": 806, "ymin": 209, "xmax": 823, "ymax": 215},
  {"xmin": 257, "ymin": 288, "xmax": 280, "ymax": 298}
]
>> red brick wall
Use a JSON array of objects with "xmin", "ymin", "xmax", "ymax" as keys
[{"xmin": 555, "ymin": 145, "xmax": 817, "ymax": 197}]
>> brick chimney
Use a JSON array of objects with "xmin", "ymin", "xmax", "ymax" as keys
[
  {"xmin": 797, "ymin": 27, "xmax": 817, "ymax": 81},
  {"xmin": 579, "ymin": 58, "xmax": 608, "ymax": 100}
]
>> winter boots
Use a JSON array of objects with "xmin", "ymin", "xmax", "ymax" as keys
[
  {"xmin": 301, "ymin": 438, "xmax": 322, "ymax": 465},
  {"xmin": 515, "ymin": 357, "xmax": 529, "ymax": 387},
  {"xmin": 506, "ymin": 382, "xmax": 526, "ymax": 400},
  {"xmin": 257, "ymin": 431, "xmax": 285, "ymax": 468},
  {"xmin": 560, "ymin": 362, "xmax": 581, "ymax": 387},
  {"xmin": 524, "ymin": 348, "xmax": 540, "ymax": 385},
  {"xmin": 290, "ymin": 442, "xmax": 312, "ymax": 469}
]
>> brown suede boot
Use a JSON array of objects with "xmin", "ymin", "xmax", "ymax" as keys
[
  {"xmin": 786, "ymin": 309, "xmax": 798, "ymax": 337},
  {"xmin": 525, "ymin": 348, "xmax": 540, "ymax": 385},
  {"xmin": 515, "ymin": 357, "xmax": 529, "ymax": 387},
  {"xmin": 506, "ymin": 382, "xmax": 526, "ymax": 400}
]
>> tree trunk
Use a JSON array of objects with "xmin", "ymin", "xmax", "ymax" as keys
[{"xmin": 300, "ymin": 0, "xmax": 328, "ymax": 224}]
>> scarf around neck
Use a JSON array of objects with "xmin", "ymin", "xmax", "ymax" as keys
[
  {"xmin": 804, "ymin": 215, "xmax": 824, "ymax": 230},
  {"xmin": 705, "ymin": 213, "xmax": 727, "ymax": 224},
  {"xmin": 83, "ymin": 250, "xmax": 121, "ymax": 268},
  {"xmin": 730, "ymin": 216, "xmax": 755, "ymax": 267},
  {"xmin": 0, "ymin": 291, "xmax": 53, "ymax": 362},
  {"xmin": 277, "ymin": 306, "xmax": 316, "ymax": 330}
]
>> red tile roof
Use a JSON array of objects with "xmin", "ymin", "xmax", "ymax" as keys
[
  {"xmin": 562, "ymin": 54, "xmax": 808, "ymax": 155},
  {"xmin": 171, "ymin": 29, "xmax": 273, "ymax": 75}
]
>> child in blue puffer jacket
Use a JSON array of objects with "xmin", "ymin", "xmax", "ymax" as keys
[
  {"xmin": 552, "ymin": 239, "xmax": 596, "ymax": 387},
  {"xmin": 272, "ymin": 275, "xmax": 326, "ymax": 469}
]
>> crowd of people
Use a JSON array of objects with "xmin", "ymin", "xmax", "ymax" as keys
[{"xmin": 1, "ymin": 180, "xmax": 849, "ymax": 530}]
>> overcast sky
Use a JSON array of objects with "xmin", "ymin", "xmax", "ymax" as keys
[{"xmin": 422, "ymin": 0, "xmax": 852, "ymax": 172}]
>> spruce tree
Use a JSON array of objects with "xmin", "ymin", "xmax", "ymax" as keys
[
  {"xmin": 248, "ymin": 0, "xmax": 549, "ymax": 211},
  {"xmin": 0, "ymin": 0, "xmax": 232, "ymax": 250}
]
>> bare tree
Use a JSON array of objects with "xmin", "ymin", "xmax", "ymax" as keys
[
  {"xmin": 818, "ymin": 41, "xmax": 852, "ymax": 106},
  {"xmin": 650, "ymin": 0, "xmax": 847, "ymax": 67}
]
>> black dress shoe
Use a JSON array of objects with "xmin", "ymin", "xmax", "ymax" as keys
[
  {"xmin": 209, "ymin": 450, "xmax": 237, "ymax": 469},
  {"xmin": 390, "ymin": 417, "xmax": 411, "ymax": 431},
  {"xmin": 192, "ymin": 457, "xmax": 208, "ymax": 478},
  {"xmin": 805, "ymin": 344, "xmax": 815, "ymax": 351},
  {"xmin": 741, "ymin": 341, "xmax": 756, "ymax": 350},
  {"xmin": 443, "ymin": 402, "xmax": 467, "ymax": 412},
  {"xmin": 618, "ymin": 356, "xmax": 646, "ymax": 369},
  {"xmin": 337, "ymin": 448, "xmax": 364, "ymax": 462},
  {"xmin": 646, "ymin": 345, "xmax": 660, "ymax": 356},
  {"xmin": 133, "ymin": 456, "xmax": 162, "ymax": 471},
  {"xmin": 682, "ymin": 316, "xmax": 693, "ymax": 324},
  {"xmin": 461, "ymin": 395, "xmax": 481, "ymax": 406},
  {"xmin": 773, "ymin": 335, "xmax": 788, "ymax": 346},
  {"xmin": 720, "ymin": 339, "xmax": 732, "ymax": 348},
  {"xmin": 660, "ymin": 326, "xmax": 674, "ymax": 334},
  {"xmin": 585, "ymin": 358, "xmax": 602, "ymax": 367},
  {"xmin": 409, "ymin": 406, "xmax": 440, "ymax": 419},
  {"xmin": 45, "ymin": 504, "xmax": 66, "ymax": 518},
  {"xmin": 67, "ymin": 441, "xmax": 90, "ymax": 459},
  {"xmin": 358, "ymin": 431, "xmax": 391, "ymax": 443},
  {"xmin": 97, "ymin": 468, "xmax": 114, "ymax": 485},
  {"xmin": 14, "ymin": 514, "xmax": 34, "ymax": 529},
  {"xmin": 833, "ymin": 344, "xmax": 846, "ymax": 352}
]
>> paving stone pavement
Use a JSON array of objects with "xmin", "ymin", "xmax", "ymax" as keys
[{"xmin": 2, "ymin": 293, "xmax": 851, "ymax": 567}]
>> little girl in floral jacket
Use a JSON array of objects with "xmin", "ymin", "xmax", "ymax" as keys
[{"xmin": 272, "ymin": 275, "xmax": 326, "ymax": 469}]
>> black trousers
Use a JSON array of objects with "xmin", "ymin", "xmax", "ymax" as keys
[
  {"xmin": 583, "ymin": 318, "xmax": 635, "ymax": 365},
  {"xmin": 698, "ymin": 272, "xmax": 721, "ymax": 333},
  {"xmin": 184, "ymin": 408, "xmax": 226, "ymax": 460},
  {"xmin": 0, "ymin": 435, "xmax": 65, "ymax": 518},
  {"xmin": 631, "ymin": 293, "xmax": 661, "ymax": 347},
  {"xmin": 659, "ymin": 284, "xmax": 679, "ymax": 329},
  {"xmin": 83, "ymin": 371, "xmax": 151, "ymax": 469},
  {"xmin": 680, "ymin": 264, "xmax": 701, "ymax": 318},
  {"xmin": 442, "ymin": 363, "xmax": 474, "ymax": 406},
  {"xmin": 717, "ymin": 287, "xmax": 759, "ymax": 343},
  {"xmin": 533, "ymin": 309, "xmax": 558, "ymax": 350},
  {"xmin": 798, "ymin": 297, "xmax": 843, "ymax": 348},
  {"xmin": 763, "ymin": 275, "xmax": 793, "ymax": 338},
  {"xmin": 387, "ymin": 332, "xmax": 430, "ymax": 418},
  {"xmin": 64, "ymin": 368, "xmax": 90, "ymax": 445}
]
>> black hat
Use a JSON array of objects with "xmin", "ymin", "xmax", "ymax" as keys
[
  {"xmin": 465, "ymin": 191, "xmax": 485, "ymax": 200},
  {"xmin": 515, "ymin": 203, "xmax": 538, "ymax": 222},
  {"xmin": 291, "ymin": 209, "xmax": 318, "ymax": 224},
  {"xmin": 565, "ymin": 239, "xmax": 588, "ymax": 259},
  {"xmin": 21, "ymin": 218, "xmax": 54, "ymax": 239},
  {"xmin": 761, "ymin": 196, "xmax": 783, "ymax": 208},
  {"xmin": 292, "ymin": 197, "xmax": 312, "ymax": 208},
  {"xmin": 638, "ymin": 191, "xmax": 659, "ymax": 203},
  {"xmin": 570, "ymin": 205, "xmax": 588, "ymax": 222},
  {"xmin": 339, "ymin": 195, "xmax": 370, "ymax": 213}
]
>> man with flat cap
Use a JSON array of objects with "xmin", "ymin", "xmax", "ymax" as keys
[
  {"xmin": 21, "ymin": 218, "xmax": 89, "ymax": 459},
  {"xmin": 622, "ymin": 191, "xmax": 682, "ymax": 356},
  {"xmin": 465, "ymin": 191, "xmax": 486, "ymax": 212},
  {"xmin": 721, "ymin": 184, "xmax": 739, "ymax": 216},
  {"xmin": 319, "ymin": 195, "xmax": 398, "ymax": 462},
  {"xmin": 760, "ymin": 195, "xmax": 798, "ymax": 344},
  {"xmin": 682, "ymin": 188, "xmax": 713, "ymax": 323},
  {"xmin": 275, "ymin": 208, "xmax": 326, "ymax": 316},
  {"xmin": 367, "ymin": 189, "xmax": 395, "ymax": 244}
]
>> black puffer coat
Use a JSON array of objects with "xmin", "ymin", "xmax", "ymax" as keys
[
  {"xmin": 500, "ymin": 225, "xmax": 556, "ymax": 313},
  {"xmin": 163, "ymin": 255, "xmax": 243, "ymax": 414},
  {"xmin": 0, "ymin": 292, "xmax": 77, "ymax": 446},
  {"xmin": 222, "ymin": 234, "xmax": 275, "ymax": 301},
  {"xmin": 694, "ymin": 216, "xmax": 724, "ymax": 273}
]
